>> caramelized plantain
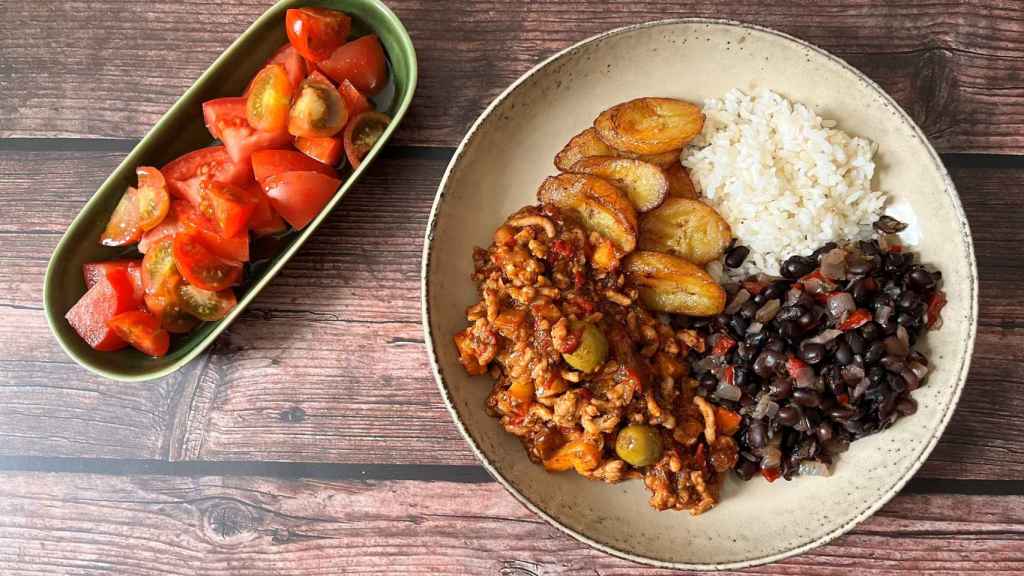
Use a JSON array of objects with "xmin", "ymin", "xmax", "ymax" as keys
[
  {"xmin": 624, "ymin": 251, "xmax": 726, "ymax": 316},
  {"xmin": 595, "ymin": 97, "xmax": 704, "ymax": 155},
  {"xmin": 554, "ymin": 128, "xmax": 617, "ymax": 171},
  {"xmin": 663, "ymin": 163, "xmax": 699, "ymax": 199},
  {"xmin": 638, "ymin": 197, "xmax": 731, "ymax": 265},
  {"xmin": 538, "ymin": 173, "xmax": 638, "ymax": 253},
  {"xmin": 569, "ymin": 156, "xmax": 668, "ymax": 212}
]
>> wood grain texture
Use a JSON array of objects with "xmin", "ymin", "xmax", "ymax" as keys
[
  {"xmin": 2, "ymin": 1, "xmax": 1024, "ymax": 152},
  {"xmin": 0, "ymin": 148, "xmax": 1021, "ymax": 478},
  {"xmin": 0, "ymin": 472, "xmax": 1020, "ymax": 575}
]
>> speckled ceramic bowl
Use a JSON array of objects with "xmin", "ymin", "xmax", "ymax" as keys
[{"xmin": 422, "ymin": 20, "xmax": 977, "ymax": 570}]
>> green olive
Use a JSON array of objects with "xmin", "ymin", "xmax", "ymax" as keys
[
  {"xmin": 615, "ymin": 424, "xmax": 664, "ymax": 467},
  {"xmin": 561, "ymin": 321, "xmax": 608, "ymax": 373}
]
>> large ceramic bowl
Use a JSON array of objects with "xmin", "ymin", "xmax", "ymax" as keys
[{"xmin": 422, "ymin": 20, "xmax": 977, "ymax": 570}]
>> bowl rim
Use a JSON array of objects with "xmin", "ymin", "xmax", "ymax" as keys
[
  {"xmin": 43, "ymin": 0, "xmax": 418, "ymax": 382},
  {"xmin": 421, "ymin": 17, "xmax": 978, "ymax": 570}
]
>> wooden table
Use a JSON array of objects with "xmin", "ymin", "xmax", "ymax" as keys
[{"xmin": 1, "ymin": 1, "xmax": 1022, "ymax": 573}]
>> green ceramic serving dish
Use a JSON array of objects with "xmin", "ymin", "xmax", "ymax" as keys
[{"xmin": 43, "ymin": 0, "xmax": 417, "ymax": 381}]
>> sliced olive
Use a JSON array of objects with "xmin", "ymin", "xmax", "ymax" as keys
[
  {"xmin": 615, "ymin": 424, "xmax": 664, "ymax": 467},
  {"xmin": 561, "ymin": 321, "xmax": 608, "ymax": 373}
]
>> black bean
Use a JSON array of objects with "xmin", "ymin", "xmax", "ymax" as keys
[
  {"xmin": 776, "ymin": 405, "xmax": 800, "ymax": 426},
  {"xmin": 864, "ymin": 341, "xmax": 885, "ymax": 364},
  {"xmin": 736, "ymin": 459, "xmax": 759, "ymax": 480},
  {"xmin": 745, "ymin": 331, "xmax": 768, "ymax": 351},
  {"xmin": 763, "ymin": 281, "xmax": 791, "ymax": 301},
  {"xmin": 896, "ymin": 396, "xmax": 918, "ymax": 416},
  {"xmin": 796, "ymin": 291, "xmax": 816, "ymax": 310},
  {"xmin": 769, "ymin": 378, "xmax": 793, "ymax": 400},
  {"xmin": 733, "ymin": 366, "xmax": 751, "ymax": 388},
  {"xmin": 740, "ymin": 300, "xmax": 759, "ymax": 319},
  {"xmin": 868, "ymin": 365, "xmax": 887, "ymax": 385},
  {"xmin": 879, "ymin": 315, "xmax": 899, "ymax": 336},
  {"xmin": 828, "ymin": 407, "xmax": 857, "ymax": 420},
  {"xmin": 843, "ymin": 331, "xmax": 864, "ymax": 356},
  {"xmin": 799, "ymin": 342, "xmax": 826, "ymax": 365},
  {"xmin": 725, "ymin": 245, "xmax": 750, "ymax": 268},
  {"xmin": 897, "ymin": 291, "xmax": 919, "ymax": 310},
  {"xmin": 781, "ymin": 256, "xmax": 815, "ymax": 279},
  {"xmin": 860, "ymin": 321, "xmax": 882, "ymax": 342},
  {"xmin": 713, "ymin": 314, "xmax": 731, "ymax": 331},
  {"xmin": 766, "ymin": 338, "xmax": 786, "ymax": 353},
  {"xmin": 848, "ymin": 259, "xmax": 875, "ymax": 276},
  {"xmin": 874, "ymin": 215, "xmax": 908, "ymax": 234},
  {"xmin": 752, "ymin": 292, "xmax": 766, "ymax": 305},
  {"xmin": 792, "ymin": 388, "xmax": 821, "ymax": 407},
  {"xmin": 834, "ymin": 341, "xmax": 853, "ymax": 365},
  {"xmin": 699, "ymin": 372, "xmax": 718, "ymax": 394},
  {"xmin": 747, "ymin": 420, "xmax": 767, "ymax": 448},
  {"xmin": 779, "ymin": 319, "xmax": 801, "ymax": 341},
  {"xmin": 851, "ymin": 278, "xmax": 873, "ymax": 304},
  {"xmin": 896, "ymin": 312, "xmax": 919, "ymax": 328},
  {"xmin": 908, "ymin": 267, "xmax": 935, "ymax": 292},
  {"xmin": 797, "ymin": 310, "xmax": 819, "ymax": 330},
  {"xmin": 728, "ymin": 315, "xmax": 749, "ymax": 337},
  {"xmin": 753, "ymin": 350, "xmax": 785, "ymax": 378},
  {"xmin": 872, "ymin": 294, "xmax": 895, "ymax": 313}
]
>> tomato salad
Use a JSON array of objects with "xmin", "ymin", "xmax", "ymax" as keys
[{"xmin": 65, "ymin": 7, "xmax": 391, "ymax": 357}]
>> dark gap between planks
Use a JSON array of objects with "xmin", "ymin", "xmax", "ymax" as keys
[{"xmin": 0, "ymin": 456, "xmax": 1019, "ymax": 496}]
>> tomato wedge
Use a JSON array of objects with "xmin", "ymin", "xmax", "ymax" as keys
[
  {"xmin": 203, "ymin": 97, "xmax": 292, "ymax": 165},
  {"xmin": 173, "ymin": 231, "xmax": 243, "ymax": 291},
  {"xmin": 83, "ymin": 260, "xmax": 144, "ymax": 306},
  {"xmin": 100, "ymin": 165, "xmax": 171, "ymax": 247},
  {"xmin": 319, "ymin": 35, "xmax": 388, "ymax": 94},
  {"xmin": 178, "ymin": 284, "xmax": 237, "ymax": 321},
  {"xmin": 251, "ymin": 149, "xmax": 338, "ymax": 183},
  {"xmin": 108, "ymin": 310, "xmax": 170, "ymax": 357},
  {"xmin": 343, "ymin": 111, "xmax": 390, "ymax": 169},
  {"xmin": 65, "ymin": 267, "xmax": 137, "ymax": 351},
  {"xmin": 247, "ymin": 64, "xmax": 294, "ymax": 133},
  {"xmin": 266, "ymin": 43, "xmax": 308, "ymax": 91},
  {"xmin": 288, "ymin": 73, "xmax": 348, "ymax": 138},
  {"xmin": 162, "ymin": 146, "xmax": 252, "ymax": 208},
  {"xmin": 294, "ymin": 135, "xmax": 344, "ymax": 166},
  {"xmin": 139, "ymin": 201, "xmax": 249, "ymax": 263},
  {"xmin": 337, "ymin": 79, "xmax": 372, "ymax": 119},
  {"xmin": 246, "ymin": 182, "xmax": 289, "ymax": 236},
  {"xmin": 264, "ymin": 171, "xmax": 342, "ymax": 230},
  {"xmin": 286, "ymin": 7, "xmax": 351, "ymax": 62},
  {"xmin": 198, "ymin": 180, "xmax": 258, "ymax": 238}
]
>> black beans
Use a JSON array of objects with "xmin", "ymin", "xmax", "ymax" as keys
[
  {"xmin": 739, "ymin": 300, "xmax": 759, "ymax": 319},
  {"xmin": 799, "ymin": 342, "xmax": 826, "ymax": 365},
  {"xmin": 845, "ymin": 331, "xmax": 866, "ymax": 355},
  {"xmin": 753, "ymin": 350, "xmax": 786, "ymax": 378},
  {"xmin": 725, "ymin": 245, "xmax": 750, "ymax": 268},
  {"xmin": 897, "ymin": 291, "xmax": 919, "ymax": 310},
  {"xmin": 851, "ymin": 278, "xmax": 873, "ymax": 304},
  {"xmin": 779, "ymin": 320, "xmax": 801, "ymax": 340},
  {"xmin": 908, "ymin": 267, "xmax": 935, "ymax": 291},
  {"xmin": 748, "ymin": 420, "xmax": 767, "ymax": 448},
  {"xmin": 736, "ymin": 459, "xmax": 759, "ymax": 480},
  {"xmin": 896, "ymin": 396, "xmax": 918, "ymax": 416},
  {"xmin": 848, "ymin": 259, "xmax": 875, "ymax": 276},
  {"xmin": 864, "ymin": 341, "xmax": 885, "ymax": 364},
  {"xmin": 766, "ymin": 338, "xmax": 786, "ymax": 353},
  {"xmin": 781, "ymin": 255, "xmax": 816, "ymax": 279},
  {"xmin": 769, "ymin": 378, "xmax": 793, "ymax": 400},
  {"xmin": 733, "ymin": 366, "xmax": 750, "ymax": 389},
  {"xmin": 874, "ymin": 215, "xmax": 908, "ymax": 234},
  {"xmin": 776, "ymin": 406, "xmax": 800, "ymax": 426},
  {"xmin": 728, "ymin": 314, "xmax": 749, "ymax": 337},
  {"xmin": 860, "ymin": 321, "xmax": 882, "ymax": 342},
  {"xmin": 792, "ymin": 388, "xmax": 821, "ymax": 407},
  {"xmin": 816, "ymin": 422, "xmax": 834, "ymax": 443},
  {"xmin": 776, "ymin": 305, "xmax": 805, "ymax": 323},
  {"xmin": 834, "ymin": 341, "xmax": 853, "ymax": 365},
  {"xmin": 763, "ymin": 281, "xmax": 791, "ymax": 301}
]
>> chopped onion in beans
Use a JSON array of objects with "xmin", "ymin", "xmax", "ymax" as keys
[
  {"xmin": 806, "ymin": 329, "xmax": 842, "ymax": 345},
  {"xmin": 725, "ymin": 289, "xmax": 751, "ymax": 315},
  {"xmin": 826, "ymin": 292, "xmax": 855, "ymax": 320},
  {"xmin": 841, "ymin": 364, "xmax": 865, "ymax": 385},
  {"xmin": 798, "ymin": 460, "xmax": 831, "ymax": 477},
  {"xmin": 784, "ymin": 286, "xmax": 803, "ymax": 307},
  {"xmin": 747, "ymin": 321, "xmax": 764, "ymax": 334},
  {"xmin": 909, "ymin": 360, "xmax": 929, "ymax": 381},
  {"xmin": 883, "ymin": 334, "xmax": 909, "ymax": 357},
  {"xmin": 752, "ymin": 395, "xmax": 779, "ymax": 419},
  {"xmin": 900, "ymin": 367, "xmax": 920, "ymax": 390},
  {"xmin": 713, "ymin": 381, "xmax": 742, "ymax": 401},
  {"xmin": 852, "ymin": 377, "xmax": 871, "ymax": 399},
  {"xmin": 755, "ymin": 299, "xmax": 781, "ymax": 323},
  {"xmin": 875, "ymin": 304, "xmax": 894, "ymax": 324},
  {"xmin": 820, "ymin": 248, "xmax": 848, "ymax": 280}
]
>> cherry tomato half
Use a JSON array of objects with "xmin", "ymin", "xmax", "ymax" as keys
[
  {"xmin": 135, "ymin": 166, "xmax": 171, "ymax": 230},
  {"xmin": 264, "ymin": 170, "xmax": 342, "ymax": 231},
  {"xmin": 319, "ymin": 35, "xmax": 388, "ymax": 94},
  {"xmin": 143, "ymin": 282, "xmax": 200, "ymax": 334},
  {"xmin": 198, "ymin": 180, "xmax": 258, "ymax": 238},
  {"xmin": 286, "ymin": 7, "xmax": 351, "ymax": 62},
  {"xmin": 172, "ymin": 231, "xmax": 243, "ymax": 292},
  {"xmin": 267, "ymin": 43, "xmax": 308, "ymax": 91},
  {"xmin": 247, "ymin": 64, "xmax": 294, "ymax": 133},
  {"xmin": 141, "ymin": 236, "xmax": 181, "ymax": 297},
  {"xmin": 108, "ymin": 310, "xmax": 170, "ymax": 357},
  {"xmin": 161, "ymin": 146, "xmax": 252, "ymax": 208},
  {"xmin": 203, "ymin": 97, "xmax": 292, "ymax": 165},
  {"xmin": 245, "ymin": 182, "xmax": 289, "ymax": 237},
  {"xmin": 144, "ymin": 201, "xmax": 250, "ymax": 263},
  {"xmin": 343, "ymin": 111, "xmax": 391, "ymax": 169},
  {"xmin": 288, "ymin": 74, "xmax": 348, "ymax": 138},
  {"xmin": 251, "ymin": 149, "xmax": 338, "ymax": 183},
  {"xmin": 294, "ymin": 135, "xmax": 344, "ymax": 167},
  {"xmin": 177, "ymin": 284, "xmax": 238, "ymax": 321}
]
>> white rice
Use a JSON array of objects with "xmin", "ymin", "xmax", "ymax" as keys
[{"xmin": 681, "ymin": 89, "xmax": 886, "ymax": 278}]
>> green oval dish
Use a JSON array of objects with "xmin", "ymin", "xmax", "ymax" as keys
[{"xmin": 43, "ymin": 0, "xmax": 417, "ymax": 381}]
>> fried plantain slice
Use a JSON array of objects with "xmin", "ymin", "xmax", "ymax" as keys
[
  {"xmin": 595, "ymin": 97, "xmax": 704, "ymax": 155},
  {"xmin": 624, "ymin": 250, "xmax": 726, "ymax": 316},
  {"xmin": 537, "ymin": 173, "xmax": 638, "ymax": 253},
  {"xmin": 639, "ymin": 197, "xmax": 731, "ymax": 265},
  {"xmin": 569, "ymin": 156, "xmax": 668, "ymax": 213}
]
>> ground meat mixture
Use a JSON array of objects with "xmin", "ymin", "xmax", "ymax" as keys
[{"xmin": 454, "ymin": 204, "xmax": 740, "ymax": 514}]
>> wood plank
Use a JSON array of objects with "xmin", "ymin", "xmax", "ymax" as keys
[
  {"xmin": 2, "ymin": 1, "xmax": 1024, "ymax": 152},
  {"xmin": 0, "ymin": 148, "xmax": 1021, "ymax": 477},
  {"xmin": 0, "ymin": 472, "xmax": 1020, "ymax": 575}
]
